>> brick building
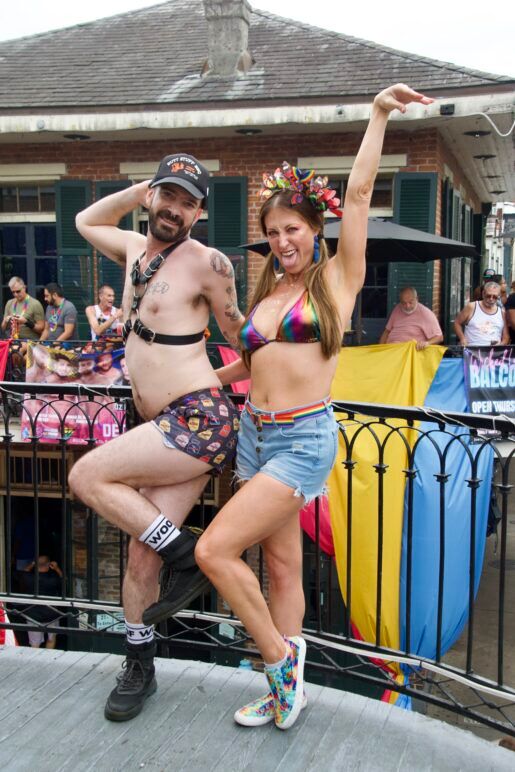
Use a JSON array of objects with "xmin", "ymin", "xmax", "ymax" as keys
[{"xmin": 0, "ymin": 0, "xmax": 513, "ymax": 342}]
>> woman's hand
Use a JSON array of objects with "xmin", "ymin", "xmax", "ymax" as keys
[{"xmin": 373, "ymin": 83, "xmax": 434, "ymax": 115}]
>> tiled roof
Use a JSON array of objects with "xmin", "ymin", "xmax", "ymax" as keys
[{"xmin": 0, "ymin": 0, "xmax": 512, "ymax": 110}]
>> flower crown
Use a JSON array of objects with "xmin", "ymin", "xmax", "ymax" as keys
[{"xmin": 259, "ymin": 162, "xmax": 343, "ymax": 218}]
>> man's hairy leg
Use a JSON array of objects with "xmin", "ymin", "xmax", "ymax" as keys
[
  {"xmin": 68, "ymin": 422, "xmax": 211, "ymax": 537},
  {"xmin": 123, "ymin": 479, "xmax": 209, "ymax": 622}
]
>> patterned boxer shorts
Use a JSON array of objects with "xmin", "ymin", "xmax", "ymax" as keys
[{"xmin": 152, "ymin": 387, "xmax": 239, "ymax": 475}]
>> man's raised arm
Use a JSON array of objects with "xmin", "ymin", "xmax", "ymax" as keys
[{"xmin": 75, "ymin": 181, "xmax": 150, "ymax": 265}]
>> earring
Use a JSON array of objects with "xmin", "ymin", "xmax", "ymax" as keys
[
  {"xmin": 313, "ymin": 235, "xmax": 320, "ymax": 264},
  {"xmin": 273, "ymin": 256, "xmax": 280, "ymax": 271}
]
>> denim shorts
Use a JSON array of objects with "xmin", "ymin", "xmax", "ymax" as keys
[{"xmin": 235, "ymin": 397, "xmax": 339, "ymax": 504}]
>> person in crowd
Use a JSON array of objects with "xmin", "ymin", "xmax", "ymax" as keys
[
  {"xmin": 498, "ymin": 276, "xmax": 508, "ymax": 307},
  {"xmin": 69, "ymin": 153, "xmax": 244, "ymax": 722},
  {"xmin": 86, "ymin": 285, "xmax": 123, "ymax": 340},
  {"xmin": 1, "ymin": 277, "xmax": 45, "ymax": 343},
  {"xmin": 22, "ymin": 555, "xmax": 63, "ymax": 649},
  {"xmin": 472, "ymin": 267, "xmax": 499, "ymax": 301},
  {"xmin": 504, "ymin": 282, "xmax": 515, "ymax": 344},
  {"xmin": 40, "ymin": 283, "xmax": 78, "ymax": 342},
  {"xmin": 454, "ymin": 281, "xmax": 509, "ymax": 346},
  {"xmin": 189, "ymin": 85, "xmax": 433, "ymax": 731},
  {"xmin": 378, "ymin": 286, "xmax": 443, "ymax": 350}
]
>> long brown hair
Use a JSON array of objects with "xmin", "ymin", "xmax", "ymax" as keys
[{"xmin": 241, "ymin": 191, "xmax": 342, "ymax": 369}]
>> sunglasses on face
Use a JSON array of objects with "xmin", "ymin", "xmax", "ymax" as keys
[{"xmin": 483, "ymin": 294, "xmax": 499, "ymax": 300}]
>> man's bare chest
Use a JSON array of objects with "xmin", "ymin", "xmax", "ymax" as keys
[{"xmin": 124, "ymin": 254, "xmax": 204, "ymax": 319}]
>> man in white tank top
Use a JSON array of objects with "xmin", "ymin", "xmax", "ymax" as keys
[
  {"xmin": 85, "ymin": 284, "xmax": 123, "ymax": 340},
  {"xmin": 454, "ymin": 282, "xmax": 509, "ymax": 346}
]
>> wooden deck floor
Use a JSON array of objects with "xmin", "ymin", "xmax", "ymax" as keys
[{"xmin": 0, "ymin": 647, "xmax": 513, "ymax": 771}]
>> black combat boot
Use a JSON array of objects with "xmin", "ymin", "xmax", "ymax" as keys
[
  {"xmin": 142, "ymin": 526, "xmax": 211, "ymax": 626},
  {"xmin": 104, "ymin": 640, "xmax": 157, "ymax": 721}
]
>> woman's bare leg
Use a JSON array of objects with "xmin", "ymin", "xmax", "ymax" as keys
[{"xmin": 195, "ymin": 472, "xmax": 304, "ymax": 664}]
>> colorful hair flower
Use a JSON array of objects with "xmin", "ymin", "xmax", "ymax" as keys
[{"xmin": 259, "ymin": 162, "xmax": 342, "ymax": 217}]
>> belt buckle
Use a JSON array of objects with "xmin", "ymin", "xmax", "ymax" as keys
[{"xmin": 134, "ymin": 318, "xmax": 155, "ymax": 344}]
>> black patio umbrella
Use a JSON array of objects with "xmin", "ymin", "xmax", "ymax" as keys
[{"xmin": 241, "ymin": 217, "xmax": 479, "ymax": 262}]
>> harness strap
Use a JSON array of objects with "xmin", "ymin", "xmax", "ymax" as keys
[{"xmin": 123, "ymin": 318, "xmax": 205, "ymax": 346}]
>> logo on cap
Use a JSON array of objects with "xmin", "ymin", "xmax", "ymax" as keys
[{"xmin": 150, "ymin": 153, "xmax": 209, "ymax": 200}]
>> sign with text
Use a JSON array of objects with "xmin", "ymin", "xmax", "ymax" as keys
[
  {"xmin": 463, "ymin": 347, "xmax": 515, "ymax": 417},
  {"xmin": 21, "ymin": 340, "xmax": 130, "ymax": 444}
]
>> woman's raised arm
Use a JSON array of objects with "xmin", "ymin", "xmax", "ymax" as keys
[{"xmin": 332, "ymin": 84, "xmax": 434, "ymax": 297}]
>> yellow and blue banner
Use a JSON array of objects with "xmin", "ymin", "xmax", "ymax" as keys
[{"xmin": 301, "ymin": 343, "xmax": 494, "ymax": 707}]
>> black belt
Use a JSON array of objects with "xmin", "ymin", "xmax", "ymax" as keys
[{"xmin": 123, "ymin": 318, "xmax": 205, "ymax": 346}]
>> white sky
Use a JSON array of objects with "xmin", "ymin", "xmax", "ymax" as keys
[{"xmin": 1, "ymin": 0, "xmax": 514, "ymax": 76}]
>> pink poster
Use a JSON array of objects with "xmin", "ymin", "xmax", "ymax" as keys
[{"xmin": 21, "ymin": 341, "xmax": 130, "ymax": 445}]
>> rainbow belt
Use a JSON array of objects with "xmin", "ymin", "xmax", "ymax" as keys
[{"xmin": 245, "ymin": 398, "xmax": 331, "ymax": 426}]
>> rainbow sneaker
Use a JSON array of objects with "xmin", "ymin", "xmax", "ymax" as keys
[
  {"xmin": 264, "ymin": 636, "xmax": 306, "ymax": 730},
  {"xmin": 234, "ymin": 690, "xmax": 307, "ymax": 727}
]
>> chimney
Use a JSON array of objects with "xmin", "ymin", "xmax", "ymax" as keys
[{"xmin": 203, "ymin": 0, "xmax": 253, "ymax": 77}]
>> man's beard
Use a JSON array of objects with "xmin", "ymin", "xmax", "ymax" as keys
[{"xmin": 148, "ymin": 207, "xmax": 191, "ymax": 244}]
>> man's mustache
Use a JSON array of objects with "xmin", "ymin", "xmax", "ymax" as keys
[{"xmin": 157, "ymin": 210, "xmax": 183, "ymax": 227}]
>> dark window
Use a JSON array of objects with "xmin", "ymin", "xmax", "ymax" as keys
[
  {"xmin": 0, "ymin": 187, "xmax": 18, "ymax": 213},
  {"xmin": 34, "ymin": 225, "xmax": 57, "ymax": 256},
  {"xmin": 361, "ymin": 264, "xmax": 388, "ymax": 318},
  {"xmin": 40, "ymin": 186, "xmax": 56, "ymax": 212},
  {"xmin": 0, "ymin": 185, "xmax": 57, "ymax": 213},
  {"xmin": 1, "ymin": 225, "xmax": 27, "ymax": 255},
  {"xmin": 35, "ymin": 258, "xmax": 58, "ymax": 285},
  {"xmin": 0, "ymin": 223, "xmax": 57, "ymax": 314},
  {"xmin": 19, "ymin": 187, "xmax": 39, "ymax": 212}
]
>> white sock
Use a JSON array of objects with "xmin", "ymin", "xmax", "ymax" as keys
[
  {"xmin": 139, "ymin": 514, "xmax": 180, "ymax": 552},
  {"xmin": 264, "ymin": 652, "xmax": 287, "ymax": 670},
  {"xmin": 125, "ymin": 620, "xmax": 154, "ymax": 646}
]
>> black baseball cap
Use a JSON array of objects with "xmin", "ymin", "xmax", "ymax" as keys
[
  {"xmin": 482, "ymin": 268, "xmax": 496, "ymax": 279},
  {"xmin": 150, "ymin": 154, "xmax": 209, "ymax": 201}
]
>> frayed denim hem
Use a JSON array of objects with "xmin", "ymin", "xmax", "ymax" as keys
[{"xmin": 233, "ymin": 467, "xmax": 329, "ymax": 506}]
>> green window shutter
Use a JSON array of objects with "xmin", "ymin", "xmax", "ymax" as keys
[
  {"xmin": 441, "ymin": 179, "xmax": 453, "ymax": 238},
  {"xmin": 55, "ymin": 180, "xmax": 92, "ymax": 256},
  {"xmin": 95, "ymin": 181, "xmax": 132, "ymax": 306},
  {"xmin": 57, "ymin": 255, "xmax": 92, "ymax": 339},
  {"xmin": 55, "ymin": 180, "xmax": 93, "ymax": 339},
  {"xmin": 207, "ymin": 176, "xmax": 248, "ymax": 343},
  {"xmin": 388, "ymin": 172, "xmax": 437, "ymax": 311}
]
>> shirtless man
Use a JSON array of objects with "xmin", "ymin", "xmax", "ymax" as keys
[
  {"xmin": 85, "ymin": 284, "xmax": 123, "ymax": 340},
  {"xmin": 69, "ymin": 154, "xmax": 243, "ymax": 722}
]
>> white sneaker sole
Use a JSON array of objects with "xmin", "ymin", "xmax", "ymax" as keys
[{"xmin": 234, "ymin": 691, "xmax": 308, "ymax": 727}]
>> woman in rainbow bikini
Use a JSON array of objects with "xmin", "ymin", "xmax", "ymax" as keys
[{"xmin": 196, "ymin": 84, "xmax": 433, "ymax": 730}]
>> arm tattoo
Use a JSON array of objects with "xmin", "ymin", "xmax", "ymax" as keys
[
  {"xmin": 210, "ymin": 251, "xmax": 234, "ymax": 279},
  {"xmin": 224, "ymin": 285, "xmax": 242, "ymax": 322}
]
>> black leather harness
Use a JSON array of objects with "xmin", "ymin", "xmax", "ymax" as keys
[{"xmin": 123, "ymin": 238, "xmax": 205, "ymax": 346}]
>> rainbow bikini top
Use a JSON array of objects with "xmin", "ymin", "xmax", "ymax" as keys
[{"xmin": 239, "ymin": 290, "xmax": 321, "ymax": 354}]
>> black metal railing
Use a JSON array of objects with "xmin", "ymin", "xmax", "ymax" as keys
[{"xmin": 0, "ymin": 381, "xmax": 514, "ymax": 736}]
